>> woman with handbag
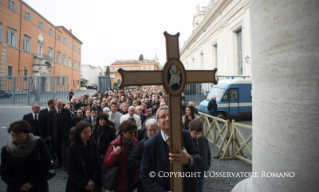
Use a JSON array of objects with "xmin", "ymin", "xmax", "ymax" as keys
[
  {"xmin": 66, "ymin": 121, "xmax": 101, "ymax": 192},
  {"xmin": 0, "ymin": 120, "xmax": 51, "ymax": 192},
  {"xmin": 103, "ymin": 120, "xmax": 139, "ymax": 192}
]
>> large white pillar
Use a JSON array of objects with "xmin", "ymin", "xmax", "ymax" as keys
[{"xmin": 233, "ymin": 0, "xmax": 319, "ymax": 191}]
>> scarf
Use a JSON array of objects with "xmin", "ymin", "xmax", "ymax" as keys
[{"xmin": 6, "ymin": 134, "xmax": 40, "ymax": 158}]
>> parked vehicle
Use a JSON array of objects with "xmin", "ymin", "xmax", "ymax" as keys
[
  {"xmin": 199, "ymin": 79, "xmax": 252, "ymax": 119},
  {"xmin": 0, "ymin": 90, "xmax": 11, "ymax": 98}
]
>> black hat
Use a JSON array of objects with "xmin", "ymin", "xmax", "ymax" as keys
[{"xmin": 81, "ymin": 103, "xmax": 88, "ymax": 106}]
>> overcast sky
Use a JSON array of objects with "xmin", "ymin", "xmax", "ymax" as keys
[{"xmin": 24, "ymin": 0, "xmax": 209, "ymax": 68}]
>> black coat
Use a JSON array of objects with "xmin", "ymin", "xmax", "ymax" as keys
[
  {"xmin": 23, "ymin": 113, "xmax": 47, "ymax": 138},
  {"xmin": 72, "ymin": 116, "xmax": 83, "ymax": 127},
  {"xmin": 193, "ymin": 136, "xmax": 211, "ymax": 178},
  {"xmin": 207, "ymin": 99, "xmax": 217, "ymax": 116},
  {"xmin": 139, "ymin": 130, "xmax": 203, "ymax": 192},
  {"xmin": 127, "ymin": 136, "xmax": 149, "ymax": 192},
  {"xmin": 0, "ymin": 138, "xmax": 51, "ymax": 192},
  {"xmin": 66, "ymin": 140, "xmax": 100, "ymax": 192},
  {"xmin": 48, "ymin": 108, "xmax": 72, "ymax": 139},
  {"xmin": 92, "ymin": 124, "xmax": 116, "ymax": 157}
]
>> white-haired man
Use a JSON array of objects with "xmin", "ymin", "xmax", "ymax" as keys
[{"xmin": 120, "ymin": 106, "xmax": 141, "ymax": 129}]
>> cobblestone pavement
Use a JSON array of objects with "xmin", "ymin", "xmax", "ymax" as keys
[{"xmin": 0, "ymin": 89, "xmax": 252, "ymax": 192}]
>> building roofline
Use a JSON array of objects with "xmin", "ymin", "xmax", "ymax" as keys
[
  {"xmin": 56, "ymin": 26, "xmax": 83, "ymax": 44},
  {"xmin": 21, "ymin": 1, "xmax": 82, "ymax": 43},
  {"xmin": 22, "ymin": 0, "xmax": 57, "ymax": 29}
]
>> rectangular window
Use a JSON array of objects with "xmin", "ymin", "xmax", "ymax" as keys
[
  {"xmin": 0, "ymin": 25, "xmax": 3, "ymax": 42},
  {"xmin": 9, "ymin": 0, "xmax": 17, "ymax": 12},
  {"xmin": 112, "ymin": 67, "xmax": 115, "ymax": 70},
  {"xmin": 213, "ymin": 44, "xmax": 218, "ymax": 74},
  {"xmin": 63, "ymin": 37, "xmax": 66, "ymax": 45},
  {"xmin": 7, "ymin": 30, "xmax": 17, "ymax": 47},
  {"xmin": 63, "ymin": 55, "xmax": 66, "ymax": 65},
  {"xmin": 69, "ymin": 41, "xmax": 71, "ymax": 48},
  {"xmin": 25, "ymin": 11, "xmax": 32, "ymax": 22},
  {"xmin": 148, "ymin": 66, "xmax": 151, "ymax": 70},
  {"xmin": 49, "ymin": 28, "xmax": 53, "ymax": 36},
  {"xmin": 74, "ymin": 45, "xmax": 76, "ymax": 51},
  {"xmin": 57, "ymin": 52, "xmax": 61, "ymax": 63},
  {"xmin": 62, "ymin": 78, "xmax": 65, "ymax": 86},
  {"xmin": 78, "ymin": 48, "xmax": 81, "ymax": 54},
  {"xmin": 23, "ymin": 69, "xmax": 28, "ymax": 81},
  {"xmin": 236, "ymin": 29, "xmax": 243, "ymax": 75},
  {"xmin": 135, "ymin": 67, "xmax": 138, "ymax": 70},
  {"xmin": 38, "ymin": 45, "xmax": 42, "ymax": 57},
  {"xmin": 230, "ymin": 89, "xmax": 238, "ymax": 101},
  {"xmin": 73, "ymin": 60, "xmax": 76, "ymax": 69},
  {"xmin": 57, "ymin": 34, "xmax": 61, "ymax": 41},
  {"xmin": 129, "ymin": 67, "xmax": 132, "ymax": 70},
  {"xmin": 23, "ymin": 36, "xmax": 31, "ymax": 52},
  {"xmin": 48, "ymin": 48, "xmax": 53, "ymax": 61},
  {"xmin": 78, "ymin": 62, "xmax": 81, "ymax": 70},
  {"xmin": 39, "ymin": 21, "xmax": 44, "ymax": 30},
  {"xmin": 8, "ymin": 66, "xmax": 13, "ymax": 79},
  {"xmin": 68, "ymin": 58, "xmax": 71, "ymax": 67}
]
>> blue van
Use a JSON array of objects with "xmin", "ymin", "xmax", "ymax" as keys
[{"xmin": 199, "ymin": 79, "xmax": 252, "ymax": 119}]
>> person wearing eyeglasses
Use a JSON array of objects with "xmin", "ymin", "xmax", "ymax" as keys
[
  {"xmin": 103, "ymin": 120, "xmax": 139, "ymax": 192},
  {"xmin": 127, "ymin": 118, "xmax": 159, "ymax": 192},
  {"xmin": 139, "ymin": 106, "xmax": 203, "ymax": 192},
  {"xmin": 66, "ymin": 121, "xmax": 101, "ymax": 192}
]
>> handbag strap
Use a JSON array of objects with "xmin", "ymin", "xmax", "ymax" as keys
[{"xmin": 77, "ymin": 150, "xmax": 89, "ymax": 181}]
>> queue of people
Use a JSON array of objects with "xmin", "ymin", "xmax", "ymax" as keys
[{"xmin": 0, "ymin": 87, "xmax": 212, "ymax": 192}]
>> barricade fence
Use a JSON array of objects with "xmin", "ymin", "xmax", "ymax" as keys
[
  {"xmin": 199, "ymin": 112, "xmax": 252, "ymax": 165},
  {"xmin": 0, "ymin": 76, "xmax": 68, "ymax": 105}
]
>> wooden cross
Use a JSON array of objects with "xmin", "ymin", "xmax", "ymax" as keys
[{"xmin": 118, "ymin": 31, "xmax": 217, "ymax": 192}]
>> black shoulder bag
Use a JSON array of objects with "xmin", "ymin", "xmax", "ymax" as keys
[
  {"xmin": 100, "ymin": 144, "xmax": 118, "ymax": 190},
  {"xmin": 36, "ymin": 144, "xmax": 56, "ymax": 180}
]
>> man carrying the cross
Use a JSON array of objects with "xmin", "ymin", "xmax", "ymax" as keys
[{"xmin": 139, "ymin": 106, "xmax": 203, "ymax": 192}]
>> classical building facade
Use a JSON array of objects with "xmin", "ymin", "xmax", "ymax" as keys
[
  {"xmin": 108, "ymin": 56, "xmax": 161, "ymax": 88},
  {"xmin": 81, "ymin": 65, "xmax": 103, "ymax": 88},
  {"xmin": 180, "ymin": 0, "xmax": 251, "ymax": 77},
  {"xmin": 0, "ymin": 0, "xmax": 82, "ymax": 90}
]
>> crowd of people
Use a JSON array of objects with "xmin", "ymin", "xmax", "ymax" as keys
[{"xmin": 0, "ymin": 86, "xmax": 213, "ymax": 192}]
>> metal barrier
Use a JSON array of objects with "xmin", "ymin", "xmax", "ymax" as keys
[
  {"xmin": 183, "ymin": 75, "xmax": 251, "ymax": 106},
  {"xmin": 200, "ymin": 112, "xmax": 252, "ymax": 165},
  {"xmin": 0, "ymin": 76, "xmax": 68, "ymax": 105}
]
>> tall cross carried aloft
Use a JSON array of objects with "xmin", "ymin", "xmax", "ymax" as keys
[{"xmin": 118, "ymin": 32, "xmax": 217, "ymax": 192}]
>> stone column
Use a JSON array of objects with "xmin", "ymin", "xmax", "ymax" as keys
[{"xmin": 232, "ymin": 0, "xmax": 319, "ymax": 191}]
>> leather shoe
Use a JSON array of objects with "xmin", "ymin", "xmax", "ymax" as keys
[{"xmin": 62, "ymin": 166, "xmax": 67, "ymax": 172}]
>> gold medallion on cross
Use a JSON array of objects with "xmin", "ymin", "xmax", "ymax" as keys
[{"xmin": 118, "ymin": 31, "xmax": 217, "ymax": 192}]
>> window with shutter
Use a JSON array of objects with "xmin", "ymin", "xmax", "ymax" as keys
[
  {"xmin": 23, "ymin": 69, "xmax": 28, "ymax": 81},
  {"xmin": 23, "ymin": 36, "xmax": 31, "ymax": 52},
  {"xmin": 7, "ymin": 31, "xmax": 12, "ymax": 45},
  {"xmin": 9, "ymin": 0, "xmax": 12, "ymax": 9},
  {"xmin": 0, "ymin": 26, "xmax": 3, "ymax": 42},
  {"xmin": 8, "ymin": 66, "xmax": 13, "ymax": 79}
]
